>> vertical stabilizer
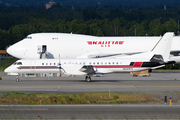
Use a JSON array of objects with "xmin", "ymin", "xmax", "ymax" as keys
[{"xmin": 151, "ymin": 32, "xmax": 174, "ymax": 61}]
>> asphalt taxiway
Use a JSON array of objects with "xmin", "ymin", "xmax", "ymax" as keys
[
  {"xmin": 1, "ymin": 72, "xmax": 180, "ymax": 94},
  {"xmin": 0, "ymin": 105, "xmax": 180, "ymax": 119},
  {"xmin": 1, "ymin": 71, "xmax": 180, "ymax": 119}
]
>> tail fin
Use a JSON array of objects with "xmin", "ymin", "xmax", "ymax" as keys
[{"xmin": 150, "ymin": 32, "xmax": 174, "ymax": 62}]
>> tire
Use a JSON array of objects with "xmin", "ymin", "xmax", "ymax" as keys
[
  {"xmin": 86, "ymin": 76, "xmax": 91, "ymax": 82},
  {"xmin": 16, "ymin": 78, "xmax": 19, "ymax": 82}
]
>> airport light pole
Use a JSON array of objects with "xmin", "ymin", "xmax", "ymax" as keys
[{"xmin": 178, "ymin": 20, "xmax": 179, "ymax": 36}]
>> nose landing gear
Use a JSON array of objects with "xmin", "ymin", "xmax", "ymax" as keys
[{"xmin": 16, "ymin": 76, "xmax": 19, "ymax": 82}]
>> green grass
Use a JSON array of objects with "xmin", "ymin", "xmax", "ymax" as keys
[
  {"xmin": 0, "ymin": 92, "xmax": 166, "ymax": 105},
  {"xmin": 0, "ymin": 58, "xmax": 18, "ymax": 71}
]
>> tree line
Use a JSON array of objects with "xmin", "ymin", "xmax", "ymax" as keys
[
  {"xmin": 0, "ymin": 4, "xmax": 180, "ymax": 69},
  {"xmin": 1, "ymin": 0, "xmax": 180, "ymax": 7},
  {"xmin": 0, "ymin": 17, "xmax": 179, "ymax": 69},
  {"xmin": 0, "ymin": 18, "xmax": 179, "ymax": 49},
  {"xmin": 1, "ymin": 3, "xmax": 180, "ymax": 30},
  {"xmin": 0, "ymin": 4, "xmax": 180, "ymax": 49}
]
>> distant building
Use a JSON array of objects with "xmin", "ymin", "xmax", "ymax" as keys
[
  {"xmin": 5, "ymin": 3, "xmax": 19, "ymax": 7},
  {"xmin": 0, "ymin": 50, "xmax": 11, "ymax": 58},
  {"xmin": 44, "ymin": 1, "xmax": 56, "ymax": 9},
  {"xmin": 5, "ymin": 3, "xmax": 11, "ymax": 7},
  {"xmin": 164, "ymin": 6, "xmax": 166, "ymax": 10}
]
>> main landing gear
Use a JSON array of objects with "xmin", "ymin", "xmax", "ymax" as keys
[{"xmin": 85, "ymin": 75, "xmax": 91, "ymax": 82}]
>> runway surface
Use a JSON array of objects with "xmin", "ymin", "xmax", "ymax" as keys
[
  {"xmin": 0, "ymin": 105, "xmax": 180, "ymax": 119},
  {"xmin": 1, "ymin": 72, "xmax": 180, "ymax": 94},
  {"xmin": 1, "ymin": 71, "xmax": 180, "ymax": 119}
]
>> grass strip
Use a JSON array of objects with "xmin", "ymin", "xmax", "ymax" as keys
[
  {"xmin": 0, "ymin": 58, "xmax": 18, "ymax": 71},
  {"xmin": 0, "ymin": 92, "xmax": 164, "ymax": 105}
]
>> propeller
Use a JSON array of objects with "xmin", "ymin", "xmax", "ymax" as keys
[{"xmin": 58, "ymin": 54, "xmax": 61, "ymax": 77}]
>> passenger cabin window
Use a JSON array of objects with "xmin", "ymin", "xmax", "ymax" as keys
[
  {"xmin": 116, "ymin": 62, "xmax": 118, "ymax": 64},
  {"xmin": 52, "ymin": 38, "xmax": 58, "ymax": 40},
  {"xmin": 97, "ymin": 62, "xmax": 99, "ymax": 65},
  {"xmin": 89, "ymin": 62, "xmax": 91, "ymax": 65},
  {"xmin": 42, "ymin": 63, "xmax": 44, "ymax": 65},
  {"xmin": 109, "ymin": 62, "xmax": 111, "ymax": 65},
  {"xmin": 54, "ymin": 63, "xmax": 56, "ymax": 65},
  {"xmin": 93, "ymin": 62, "xmax": 95, "ymax": 65},
  {"xmin": 46, "ymin": 63, "xmax": 48, "ymax": 65},
  {"xmin": 50, "ymin": 63, "xmax": 52, "ymax": 65}
]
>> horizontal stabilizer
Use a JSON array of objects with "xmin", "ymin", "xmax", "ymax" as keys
[{"xmin": 150, "ymin": 54, "xmax": 164, "ymax": 62}]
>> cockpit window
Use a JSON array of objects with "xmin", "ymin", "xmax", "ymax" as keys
[
  {"xmin": 25, "ymin": 36, "xmax": 32, "ymax": 39},
  {"xmin": 17, "ymin": 62, "xmax": 22, "ymax": 65},
  {"xmin": 13, "ymin": 62, "xmax": 22, "ymax": 65}
]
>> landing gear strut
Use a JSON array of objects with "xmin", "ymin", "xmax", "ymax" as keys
[
  {"xmin": 16, "ymin": 76, "xmax": 19, "ymax": 82},
  {"xmin": 85, "ymin": 75, "xmax": 91, "ymax": 82}
]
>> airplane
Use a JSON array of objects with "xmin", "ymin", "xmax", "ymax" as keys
[
  {"xmin": 6, "ymin": 32, "xmax": 180, "ymax": 63},
  {"xmin": 4, "ymin": 32, "xmax": 175, "ymax": 82}
]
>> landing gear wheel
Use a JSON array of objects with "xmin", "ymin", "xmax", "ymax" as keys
[
  {"xmin": 16, "ymin": 75, "xmax": 19, "ymax": 82},
  {"xmin": 85, "ymin": 76, "xmax": 91, "ymax": 82},
  {"xmin": 16, "ymin": 78, "xmax": 19, "ymax": 82}
]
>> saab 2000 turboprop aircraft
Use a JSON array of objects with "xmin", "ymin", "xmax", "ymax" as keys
[
  {"xmin": 5, "ymin": 32, "xmax": 175, "ymax": 82},
  {"xmin": 6, "ymin": 32, "xmax": 180, "ymax": 63}
]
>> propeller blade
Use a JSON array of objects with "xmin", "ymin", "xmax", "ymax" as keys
[{"xmin": 59, "ymin": 54, "xmax": 61, "ymax": 77}]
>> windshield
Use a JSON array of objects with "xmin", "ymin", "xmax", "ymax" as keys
[
  {"xmin": 13, "ymin": 62, "xmax": 22, "ymax": 65},
  {"xmin": 25, "ymin": 36, "xmax": 32, "ymax": 39}
]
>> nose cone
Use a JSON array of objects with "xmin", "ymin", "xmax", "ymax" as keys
[
  {"xmin": 4, "ymin": 65, "xmax": 19, "ymax": 76},
  {"xmin": 7, "ymin": 41, "xmax": 26, "ymax": 59},
  {"xmin": 4, "ymin": 66, "xmax": 10, "ymax": 73},
  {"xmin": 6, "ymin": 46, "xmax": 14, "ymax": 56}
]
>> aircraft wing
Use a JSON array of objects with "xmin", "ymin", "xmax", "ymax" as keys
[
  {"xmin": 77, "ymin": 49, "xmax": 180, "ymax": 59},
  {"xmin": 61, "ymin": 63, "xmax": 113, "ymax": 76},
  {"xmin": 61, "ymin": 64, "xmax": 96, "ymax": 75},
  {"xmin": 77, "ymin": 52, "xmax": 144, "ymax": 58}
]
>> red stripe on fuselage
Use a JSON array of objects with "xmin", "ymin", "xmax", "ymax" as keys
[
  {"xmin": 18, "ymin": 66, "xmax": 57, "ymax": 69},
  {"xmin": 17, "ymin": 64, "xmax": 144, "ymax": 69},
  {"xmin": 94, "ymin": 65, "xmax": 134, "ymax": 68},
  {"xmin": 133, "ymin": 62, "xmax": 143, "ymax": 67}
]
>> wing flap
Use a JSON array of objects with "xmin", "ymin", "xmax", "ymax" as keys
[
  {"xmin": 61, "ymin": 64, "xmax": 86, "ymax": 75},
  {"xmin": 77, "ymin": 52, "xmax": 144, "ymax": 58},
  {"xmin": 61, "ymin": 64, "xmax": 96, "ymax": 75}
]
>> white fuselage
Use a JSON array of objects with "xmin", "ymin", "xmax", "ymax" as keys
[
  {"xmin": 4, "ymin": 57, "xmax": 164, "ymax": 76},
  {"xmin": 7, "ymin": 33, "xmax": 180, "ymax": 63}
]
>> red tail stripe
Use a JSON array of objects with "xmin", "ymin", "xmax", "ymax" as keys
[{"xmin": 133, "ymin": 62, "xmax": 143, "ymax": 67}]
